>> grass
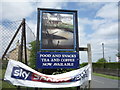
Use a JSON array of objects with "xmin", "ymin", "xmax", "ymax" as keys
[
  {"xmin": 93, "ymin": 73, "xmax": 120, "ymax": 80},
  {"xmin": 0, "ymin": 69, "xmax": 17, "ymax": 89}
]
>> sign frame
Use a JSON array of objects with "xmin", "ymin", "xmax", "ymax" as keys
[{"xmin": 37, "ymin": 8, "xmax": 79, "ymax": 51}]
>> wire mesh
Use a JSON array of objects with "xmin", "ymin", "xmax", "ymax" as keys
[
  {"xmin": 0, "ymin": 19, "xmax": 36, "ymax": 62},
  {"xmin": 0, "ymin": 19, "xmax": 36, "ymax": 90},
  {"xmin": 0, "ymin": 20, "xmax": 22, "ymax": 60}
]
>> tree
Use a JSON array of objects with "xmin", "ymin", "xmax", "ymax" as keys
[
  {"xmin": 97, "ymin": 58, "xmax": 107, "ymax": 63},
  {"xmin": 116, "ymin": 52, "xmax": 120, "ymax": 62},
  {"xmin": 116, "ymin": 52, "xmax": 120, "ymax": 57},
  {"xmin": 28, "ymin": 41, "xmax": 74, "ymax": 74},
  {"xmin": 29, "ymin": 41, "xmax": 58, "ymax": 74},
  {"xmin": 29, "ymin": 41, "xmax": 37, "ymax": 69}
]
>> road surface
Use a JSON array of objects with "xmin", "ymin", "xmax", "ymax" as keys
[{"xmin": 91, "ymin": 75, "xmax": 119, "ymax": 89}]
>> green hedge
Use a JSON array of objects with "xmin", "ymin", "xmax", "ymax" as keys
[
  {"xmin": 93, "ymin": 62, "xmax": 119, "ymax": 69},
  {"xmin": 80, "ymin": 62, "xmax": 120, "ymax": 69},
  {"xmin": 80, "ymin": 62, "xmax": 88, "ymax": 67}
]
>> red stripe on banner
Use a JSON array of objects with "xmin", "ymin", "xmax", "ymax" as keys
[{"xmin": 31, "ymin": 73, "xmax": 71, "ymax": 83}]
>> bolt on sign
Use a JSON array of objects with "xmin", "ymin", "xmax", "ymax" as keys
[{"xmin": 36, "ymin": 8, "xmax": 79, "ymax": 69}]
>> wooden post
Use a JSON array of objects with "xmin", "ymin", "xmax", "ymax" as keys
[{"xmin": 87, "ymin": 44, "xmax": 92, "ymax": 89}]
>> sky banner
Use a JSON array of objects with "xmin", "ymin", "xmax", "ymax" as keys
[{"xmin": 4, "ymin": 60, "xmax": 91, "ymax": 88}]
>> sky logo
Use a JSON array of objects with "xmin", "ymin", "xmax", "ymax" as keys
[{"xmin": 11, "ymin": 66, "xmax": 32, "ymax": 80}]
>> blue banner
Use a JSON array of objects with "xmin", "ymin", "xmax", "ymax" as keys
[{"xmin": 36, "ymin": 52, "xmax": 79, "ymax": 69}]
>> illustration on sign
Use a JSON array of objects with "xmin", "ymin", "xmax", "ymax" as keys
[
  {"xmin": 39, "ymin": 9, "xmax": 77, "ymax": 50},
  {"xmin": 37, "ymin": 52, "xmax": 79, "ymax": 69}
]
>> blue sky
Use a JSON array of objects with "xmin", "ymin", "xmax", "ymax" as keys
[{"xmin": 0, "ymin": 0, "xmax": 119, "ymax": 63}]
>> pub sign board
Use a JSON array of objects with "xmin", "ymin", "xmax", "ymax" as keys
[
  {"xmin": 36, "ymin": 52, "xmax": 79, "ymax": 69},
  {"xmin": 37, "ymin": 8, "xmax": 78, "ymax": 51}
]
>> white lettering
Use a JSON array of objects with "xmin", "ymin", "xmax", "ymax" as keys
[
  {"xmin": 51, "ymin": 58, "xmax": 60, "ymax": 62},
  {"xmin": 33, "ymin": 74, "xmax": 40, "ymax": 80},
  {"xmin": 62, "ymin": 55, "xmax": 76, "ymax": 58},
  {"xmin": 42, "ymin": 63, "xmax": 52, "ymax": 66},
  {"xmin": 52, "ymin": 54, "xmax": 61, "ymax": 57},
  {"xmin": 24, "ymin": 72, "xmax": 30, "ymax": 79},
  {"xmin": 53, "ymin": 63, "xmax": 73, "ymax": 66},
  {"xmin": 61, "ymin": 59, "xmax": 75, "ymax": 62},
  {"xmin": 41, "ymin": 58, "xmax": 50, "ymax": 62},
  {"xmin": 13, "ymin": 68, "xmax": 30, "ymax": 80},
  {"xmin": 40, "ymin": 54, "xmax": 51, "ymax": 57},
  {"xmin": 14, "ymin": 70, "xmax": 20, "ymax": 76}
]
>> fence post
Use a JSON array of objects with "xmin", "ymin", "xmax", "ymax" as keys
[
  {"xmin": 17, "ymin": 19, "xmax": 25, "ymax": 90},
  {"xmin": 87, "ymin": 44, "xmax": 92, "ymax": 89},
  {"xmin": 23, "ymin": 19, "xmax": 29, "ymax": 90},
  {"xmin": 23, "ymin": 18, "xmax": 28, "ymax": 65}
]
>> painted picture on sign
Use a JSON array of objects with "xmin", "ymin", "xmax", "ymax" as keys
[{"xmin": 40, "ymin": 9, "xmax": 77, "ymax": 50}]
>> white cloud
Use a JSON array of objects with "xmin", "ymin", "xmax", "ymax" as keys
[
  {"xmin": 96, "ymin": 3, "xmax": 118, "ymax": 20},
  {"xmin": 92, "ymin": 19, "xmax": 107, "ymax": 30},
  {"xmin": 26, "ymin": 21, "xmax": 36, "ymax": 43},
  {"xmin": 74, "ymin": 0, "xmax": 119, "ymax": 2},
  {"xmin": 26, "ymin": 21, "xmax": 36, "ymax": 34},
  {"xmin": 1, "ymin": 2, "xmax": 34, "ymax": 21},
  {"xmin": 91, "ymin": 22, "xmax": 118, "ymax": 39},
  {"xmin": 78, "ymin": 3, "xmax": 118, "ymax": 62},
  {"xmin": 1, "ymin": 0, "xmax": 32, "ymax": 2},
  {"xmin": 1, "ymin": 0, "xmax": 120, "ymax": 2},
  {"xmin": 36, "ymin": 1, "xmax": 67, "ymax": 9},
  {"xmin": 79, "ymin": 18, "xmax": 92, "ymax": 25},
  {"xmin": 0, "ymin": 3, "xmax": 2, "ymax": 20},
  {"xmin": 78, "ymin": 18, "xmax": 89, "ymax": 47},
  {"xmin": 77, "ymin": 2, "xmax": 106, "ymax": 12}
]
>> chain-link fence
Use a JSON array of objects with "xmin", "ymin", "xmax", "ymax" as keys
[
  {"xmin": 0, "ymin": 19, "xmax": 35, "ymax": 61},
  {"xmin": 0, "ymin": 20, "xmax": 21, "ymax": 59},
  {"xmin": 0, "ymin": 19, "xmax": 36, "ymax": 89}
]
